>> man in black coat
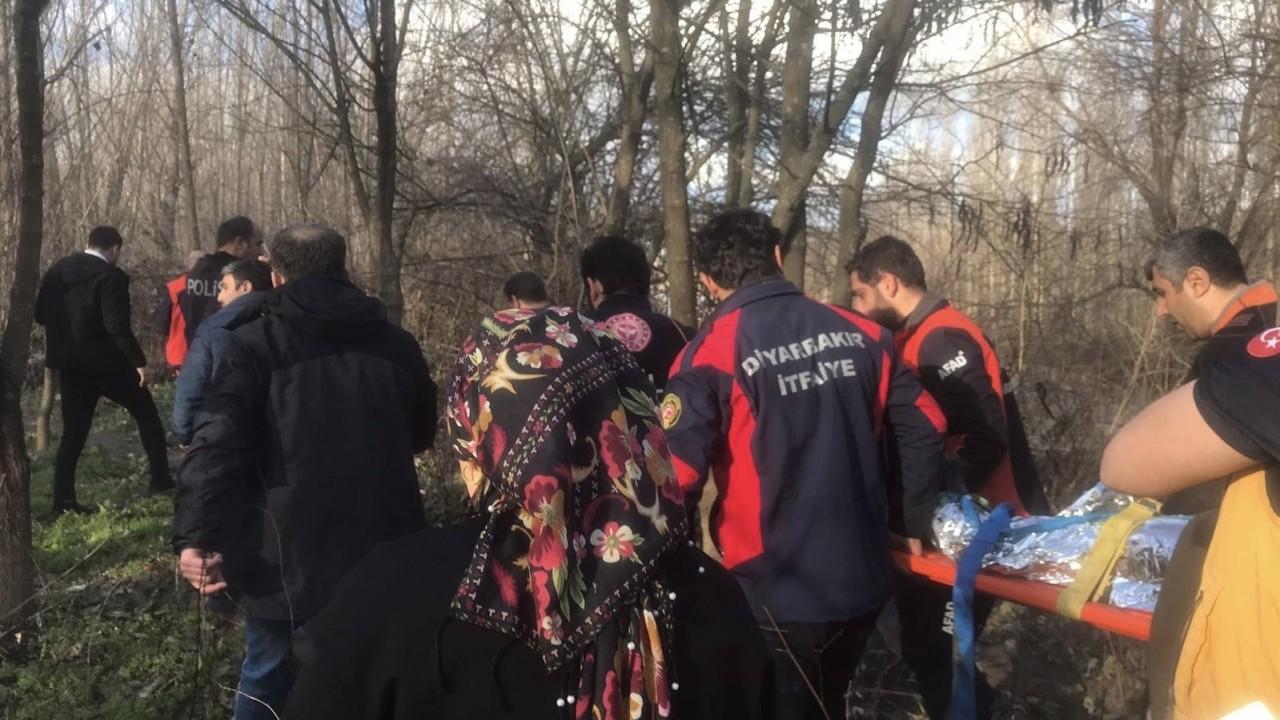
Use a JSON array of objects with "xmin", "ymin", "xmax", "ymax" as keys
[
  {"xmin": 180, "ymin": 215, "xmax": 265, "ymax": 343},
  {"xmin": 172, "ymin": 223, "xmax": 437, "ymax": 720},
  {"xmin": 580, "ymin": 235, "xmax": 691, "ymax": 395},
  {"xmin": 35, "ymin": 226, "xmax": 173, "ymax": 515}
]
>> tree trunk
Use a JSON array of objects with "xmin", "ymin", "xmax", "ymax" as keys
[
  {"xmin": 777, "ymin": 0, "xmax": 817, "ymax": 287},
  {"xmin": 722, "ymin": 0, "xmax": 750, "ymax": 207},
  {"xmin": 372, "ymin": 0, "xmax": 404, "ymax": 325},
  {"xmin": 768, "ymin": 0, "xmax": 914, "ymax": 245},
  {"xmin": 830, "ymin": 9, "xmax": 916, "ymax": 306},
  {"xmin": 651, "ymin": 0, "xmax": 695, "ymax": 325},
  {"xmin": 0, "ymin": 0, "xmax": 47, "ymax": 625},
  {"xmin": 166, "ymin": 0, "xmax": 199, "ymax": 255},
  {"xmin": 603, "ymin": 0, "xmax": 654, "ymax": 237}
]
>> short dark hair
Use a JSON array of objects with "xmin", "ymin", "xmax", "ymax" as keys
[
  {"xmin": 216, "ymin": 216, "xmax": 256, "ymax": 248},
  {"xmin": 846, "ymin": 235, "xmax": 928, "ymax": 290},
  {"xmin": 503, "ymin": 271, "xmax": 548, "ymax": 303},
  {"xmin": 221, "ymin": 259, "xmax": 273, "ymax": 292},
  {"xmin": 88, "ymin": 226, "xmax": 123, "ymax": 250},
  {"xmin": 267, "ymin": 223, "xmax": 347, "ymax": 280},
  {"xmin": 691, "ymin": 209, "xmax": 786, "ymax": 289},
  {"xmin": 580, "ymin": 236, "xmax": 650, "ymax": 296},
  {"xmin": 1145, "ymin": 227, "xmax": 1247, "ymax": 288}
]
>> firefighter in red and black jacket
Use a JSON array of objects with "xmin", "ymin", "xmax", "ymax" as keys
[
  {"xmin": 662, "ymin": 209, "xmax": 947, "ymax": 720},
  {"xmin": 847, "ymin": 235, "xmax": 1049, "ymax": 720}
]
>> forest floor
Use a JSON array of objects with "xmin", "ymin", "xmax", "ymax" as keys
[{"xmin": 0, "ymin": 382, "xmax": 1146, "ymax": 719}]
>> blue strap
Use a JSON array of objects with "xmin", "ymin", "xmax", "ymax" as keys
[{"xmin": 951, "ymin": 502, "xmax": 1014, "ymax": 720}]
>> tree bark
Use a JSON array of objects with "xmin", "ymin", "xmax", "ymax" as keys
[
  {"xmin": 777, "ymin": 0, "xmax": 817, "ymax": 286},
  {"xmin": 0, "ymin": 0, "xmax": 47, "ymax": 625},
  {"xmin": 651, "ymin": 0, "xmax": 695, "ymax": 325},
  {"xmin": 603, "ymin": 0, "xmax": 655, "ymax": 237},
  {"xmin": 830, "ymin": 7, "xmax": 916, "ymax": 306},
  {"xmin": 166, "ymin": 0, "xmax": 199, "ymax": 255},
  {"xmin": 371, "ymin": 0, "xmax": 404, "ymax": 325},
  {"xmin": 768, "ymin": 0, "xmax": 914, "ymax": 247}
]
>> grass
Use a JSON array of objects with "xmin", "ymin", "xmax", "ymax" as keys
[{"xmin": 0, "ymin": 382, "xmax": 468, "ymax": 719}]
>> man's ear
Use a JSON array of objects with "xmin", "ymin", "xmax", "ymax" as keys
[
  {"xmin": 881, "ymin": 273, "xmax": 901, "ymax": 299},
  {"xmin": 774, "ymin": 245, "xmax": 784, "ymax": 270},
  {"xmin": 1184, "ymin": 266, "xmax": 1213, "ymax": 298}
]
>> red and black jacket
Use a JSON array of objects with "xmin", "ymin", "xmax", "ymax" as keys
[
  {"xmin": 895, "ymin": 294, "xmax": 1048, "ymax": 516},
  {"xmin": 663, "ymin": 278, "xmax": 946, "ymax": 623}
]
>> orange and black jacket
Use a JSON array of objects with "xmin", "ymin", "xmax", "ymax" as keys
[
  {"xmin": 895, "ymin": 293, "xmax": 1048, "ymax": 516},
  {"xmin": 1187, "ymin": 280, "xmax": 1278, "ymax": 382}
]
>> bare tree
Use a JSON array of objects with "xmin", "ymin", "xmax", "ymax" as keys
[
  {"xmin": 0, "ymin": 0, "xmax": 48, "ymax": 624},
  {"xmin": 651, "ymin": 0, "xmax": 695, "ymax": 324}
]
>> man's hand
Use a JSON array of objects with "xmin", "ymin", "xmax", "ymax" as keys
[
  {"xmin": 136, "ymin": 367, "xmax": 147, "ymax": 387},
  {"xmin": 890, "ymin": 533, "xmax": 926, "ymax": 557},
  {"xmin": 179, "ymin": 547, "xmax": 227, "ymax": 595}
]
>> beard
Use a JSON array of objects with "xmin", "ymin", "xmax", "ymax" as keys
[{"xmin": 865, "ymin": 306, "xmax": 903, "ymax": 330}]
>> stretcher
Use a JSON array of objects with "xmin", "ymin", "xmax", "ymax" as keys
[{"xmin": 891, "ymin": 549, "xmax": 1154, "ymax": 642}]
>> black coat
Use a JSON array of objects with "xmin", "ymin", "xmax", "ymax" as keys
[
  {"xmin": 173, "ymin": 277, "xmax": 438, "ymax": 622},
  {"xmin": 285, "ymin": 517, "xmax": 773, "ymax": 720},
  {"xmin": 180, "ymin": 250, "xmax": 238, "ymax": 342},
  {"xmin": 584, "ymin": 293, "xmax": 692, "ymax": 394},
  {"xmin": 35, "ymin": 252, "xmax": 146, "ymax": 375}
]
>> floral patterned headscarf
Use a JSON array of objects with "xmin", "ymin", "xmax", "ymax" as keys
[{"xmin": 447, "ymin": 306, "xmax": 688, "ymax": 719}]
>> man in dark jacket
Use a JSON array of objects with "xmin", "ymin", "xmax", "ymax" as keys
[
  {"xmin": 663, "ymin": 209, "xmax": 946, "ymax": 720},
  {"xmin": 847, "ymin": 235, "xmax": 1049, "ymax": 719},
  {"xmin": 180, "ymin": 215, "xmax": 265, "ymax": 343},
  {"xmin": 171, "ymin": 259, "xmax": 272, "ymax": 445},
  {"xmin": 35, "ymin": 226, "xmax": 173, "ymax": 515},
  {"xmin": 173, "ymin": 223, "xmax": 437, "ymax": 720},
  {"xmin": 580, "ymin": 235, "xmax": 691, "ymax": 395}
]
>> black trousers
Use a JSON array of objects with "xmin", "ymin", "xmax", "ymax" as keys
[
  {"xmin": 53, "ymin": 369, "xmax": 172, "ymax": 508},
  {"xmin": 895, "ymin": 571, "xmax": 995, "ymax": 720},
  {"xmin": 765, "ymin": 610, "xmax": 881, "ymax": 720}
]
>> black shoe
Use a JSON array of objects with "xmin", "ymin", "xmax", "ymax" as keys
[{"xmin": 53, "ymin": 501, "xmax": 97, "ymax": 516}]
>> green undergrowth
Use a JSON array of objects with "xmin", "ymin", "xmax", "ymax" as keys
[{"xmin": 1, "ymin": 382, "xmax": 468, "ymax": 719}]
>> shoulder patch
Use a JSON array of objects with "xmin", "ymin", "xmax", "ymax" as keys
[
  {"xmin": 659, "ymin": 393, "xmax": 682, "ymax": 430},
  {"xmin": 1248, "ymin": 327, "xmax": 1280, "ymax": 359},
  {"xmin": 601, "ymin": 312, "xmax": 653, "ymax": 353}
]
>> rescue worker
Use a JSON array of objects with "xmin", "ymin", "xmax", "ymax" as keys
[
  {"xmin": 663, "ymin": 209, "xmax": 947, "ymax": 720},
  {"xmin": 1137, "ymin": 227, "xmax": 1279, "ymax": 713},
  {"xmin": 580, "ymin": 235, "xmax": 691, "ymax": 395},
  {"xmin": 1146, "ymin": 226, "xmax": 1277, "ymax": 514},
  {"xmin": 1102, "ymin": 321, "xmax": 1280, "ymax": 719},
  {"xmin": 846, "ymin": 234, "xmax": 1049, "ymax": 720},
  {"xmin": 180, "ymin": 215, "xmax": 265, "ymax": 343}
]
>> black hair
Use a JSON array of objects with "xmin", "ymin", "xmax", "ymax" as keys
[
  {"xmin": 579, "ymin": 236, "xmax": 650, "ymax": 296},
  {"xmin": 221, "ymin": 259, "xmax": 273, "ymax": 293},
  {"xmin": 845, "ymin": 235, "xmax": 928, "ymax": 290},
  {"xmin": 1145, "ymin": 227, "xmax": 1248, "ymax": 288},
  {"xmin": 216, "ymin": 216, "xmax": 256, "ymax": 248},
  {"xmin": 267, "ymin": 223, "xmax": 347, "ymax": 280},
  {"xmin": 87, "ymin": 226, "xmax": 123, "ymax": 250},
  {"xmin": 691, "ymin": 208, "xmax": 786, "ymax": 289},
  {"xmin": 503, "ymin": 271, "xmax": 548, "ymax": 303}
]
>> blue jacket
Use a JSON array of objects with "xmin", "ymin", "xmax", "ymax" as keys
[{"xmin": 172, "ymin": 292, "xmax": 268, "ymax": 444}]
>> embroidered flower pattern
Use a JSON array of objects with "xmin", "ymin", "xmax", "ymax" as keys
[
  {"xmin": 514, "ymin": 343, "xmax": 563, "ymax": 369},
  {"xmin": 546, "ymin": 317, "xmax": 579, "ymax": 348},
  {"xmin": 591, "ymin": 521, "xmax": 639, "ymax": 563}
]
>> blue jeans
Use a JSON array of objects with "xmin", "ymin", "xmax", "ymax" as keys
[{"xmin": 234, "ymin": 617, "xmax": 295, "ymax": 720}]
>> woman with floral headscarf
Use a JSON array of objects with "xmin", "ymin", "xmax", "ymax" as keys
[{"xmin": 284, "ymin": 306, "xmax": 770, "ymax": 720}]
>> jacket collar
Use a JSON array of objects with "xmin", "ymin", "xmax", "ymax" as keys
[
  {"xmin": 1210, "ymin": 280, "xmax": 1278, "ymax": 336},
  {"xmin": 713, "ymin": 277, "xmax": 801, "ymax": 320},
  {"xmin": 900, "ymin": 291, "xmax": 950, "ymax": 335},
  {"xmin": 596, "ymin": 293, "xmax": 653, "ymax": 314},
  {"xmin": 84, "ymin": 248, "xmax": 111, "ymax": 265}
]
